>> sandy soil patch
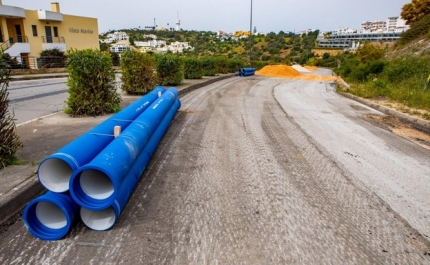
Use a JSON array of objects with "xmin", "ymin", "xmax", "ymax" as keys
[
  {"xmin": 256, "ymin": 65, "xmax": 337, "ymax": 81},
  {"xmin": 365, "ymin": 114, "xmax": 430, "ymax": 150}
]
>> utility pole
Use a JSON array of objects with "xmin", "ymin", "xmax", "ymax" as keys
[{"xmin": 249, "ymin": 0, "xmax": 253, "ymax": 66}]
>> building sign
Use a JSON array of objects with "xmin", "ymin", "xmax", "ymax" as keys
[{"xmin": 69, "ymin": 28, "xmax": 94, "ymax": 34}]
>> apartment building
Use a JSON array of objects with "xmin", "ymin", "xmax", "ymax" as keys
[
  {"xmin": 0, "ymin": 1, "xmax": 99, "ymax": 68},
  {"xmin": 318, "ymin": 15, "xmax": 409, "ymax": 50}
]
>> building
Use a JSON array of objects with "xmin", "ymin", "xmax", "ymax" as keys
[
  {"xmin": 318, "ymin": 15, "xmax": 409, "ymax": 50},
  {"xmin": 110, "ymin": 43, "xmax": 129, "ymax": 53},
  {"xmin": 0, "ymin": 1, "xmax": 99, "ymax": 68},
  {"xmin": 101, "ymin": 31, "xmax": 129, "ymax": 44}
]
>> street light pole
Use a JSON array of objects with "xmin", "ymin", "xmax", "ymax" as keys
[{"xmin": 249, "ymin": 0, "xmax": 253, "ymax": 66}]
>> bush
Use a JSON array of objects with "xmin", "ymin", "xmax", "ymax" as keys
[
  {"xmin": 65, "ymin": 49, "xmax": 120, "ymax": 116},
  {"xmin": 155, "ymin": 53, "xmax": 184, "ymax": 86},
  {"xmin": 215, "ymin": 57, "xmax": 229, "ymax": 74},
  {"xmin": 227, "ymin": 58, "xmax": 246, "ymax": 73},
  {"xmin": 121, "ymin": 50, "xmax": 158, "ymax": 94},
  {"xmin": 201, "ymin": 56, "xmax": 217, "ymax": 76},
  {"xmin": 39, "ymin": 48, "xmax": 66, "ymax": 68},
  {"xmin": 183, "ymin": 57, "xmax": 203, "ymax": 79},
  {"xmin": 0, "ymin": 51, "xmax": 22, "ymax": 167}
]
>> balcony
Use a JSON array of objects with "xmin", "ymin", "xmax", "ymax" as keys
[
  {"xmin": 41, "ymin": 36, "xmax": 66, "ymax": 52},
  {"xmin": 0, "ymin": 5, "xmax": 25, "ymax": 18},
  {"xmin": 37, "ymin": 10, "xmax": 63, "ymax": 21}
]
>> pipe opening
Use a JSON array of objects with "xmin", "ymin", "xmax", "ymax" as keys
[
  {"xmin": 81, "ymin": 207, "xmax": 116, "ymax": 231},
  {"xmin": 80, "ymin": 169, "xmax": 114, "ymax": 200},
  {"xmin": 38, "ymin": 158, "xmax": 73, "ymax": 192},
  {"xmin": 35, "ymin": 201, "xmax": 67, "ymax": 229}
]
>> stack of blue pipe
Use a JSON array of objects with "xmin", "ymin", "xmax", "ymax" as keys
[
  {"xmin": 238, "ymin": 68, "xmax": 256, "ymax": 77},
  {"xmin": 23, "ymin": 87, "xmax": 181, "ymax": 240}
]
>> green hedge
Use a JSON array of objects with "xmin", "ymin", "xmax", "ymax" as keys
[
  {"xmin": 184, "ymin": 57, "xmax": 203, "ymax": 79},
  {"xmin": 121, "ymin": 50, "xmax": 158, "ymax": 95},
  {"xmin": 65, "ymin": 49, "xmax": 120, "ymax": 116},
  {"xmin": 201, "ymin": 56, "xmax": 217, "ymax": 76},
  {"xmin": 155, "ymin": 54, "xmax": 184, "ymax": 86}
]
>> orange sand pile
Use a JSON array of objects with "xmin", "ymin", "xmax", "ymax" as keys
[
  {"xmin": 256, "ymin": 65, "xmax": 337, "ymax": 82},
  {"xmin": 255, "ymin": 65, "xmax": 301, "ymax": 78}
]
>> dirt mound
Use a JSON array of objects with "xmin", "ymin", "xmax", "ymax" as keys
[
  {"xmin": 256, "ymin": 65, "xmax": 337, "ymax": 82},
  {"xmin": 256, "ymin": 65, "xmax": 301, "ymax": 78}
]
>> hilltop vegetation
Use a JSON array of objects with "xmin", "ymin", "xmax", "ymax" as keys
[{"xmin": 101, "ymin": 29, "xmax": 320, "ymax": 67}]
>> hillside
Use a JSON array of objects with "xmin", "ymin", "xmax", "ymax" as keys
[{"xmin": 101, "ymin": 29, "xmax": 320, "ymax": 66}]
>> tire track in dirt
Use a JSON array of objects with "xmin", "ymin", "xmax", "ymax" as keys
[
  {"xmin": 140, "ymin": 76, "xmax": 429, "ymax": 264},
  {"xmin": 1, "ymin": 76, "xmax": 429, "ymax": 264}
]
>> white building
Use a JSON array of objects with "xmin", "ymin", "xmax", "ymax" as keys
[
  {"xmin": 167, "ymin": 41, "xmax": 192, "ymax": 53},
  {"xmin": 135, "ymin": 40, "xmax": 166, "ymax": 48},
  {"xmin": 110, "ymin": 43, "xmax": 129, "ymax": 53}
]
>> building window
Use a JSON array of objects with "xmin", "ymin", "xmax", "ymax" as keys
[
  {"xmin": 32, "ymin": 25, "xmax": 37, "ymax": 36},
  {"xmin": 53, "ymin": 27, "xmax": 58, "ymax": 37}
]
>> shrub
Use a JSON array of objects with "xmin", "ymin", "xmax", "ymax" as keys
[
  {"xmin": 155, "ymin": 53, "xmax": 184, "ymax": 86},
  {"xmin": 227, "ymin": 58, "xmax": 246, "ymax": 73},
  {"xmin": 214, "ymin": 57, "xmax": 229, "ymax": 74},
  {"xmin": 38, "ymin": 48, "xmax": 66, "ymax": 68},
  {"xmin": 183, "ymin": 57, "xmax": 203, "ymax": 79},
  {"xmin": 201, "ymin": 56, "xmax": 217, "ymax": 76},
  {"xmin": 0, "ymin": 51, "xmax": 22, "ymax": 167},
  {"xmin": 121, "ymin": 50, "xmax": 158, "ymax": 94},
  {"xmin": 65, "ymin": 49, "xmax": 120, "ymax": 116}
]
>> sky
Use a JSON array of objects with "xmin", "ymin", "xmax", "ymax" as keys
[{"xmin": 4, "ymin": 0, "xmax": 410, "ymax": 34}]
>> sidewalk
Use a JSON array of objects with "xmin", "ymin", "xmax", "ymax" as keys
[{"xmin": 0, "ymin": 73, "xmax": 236, "ymax": 226}]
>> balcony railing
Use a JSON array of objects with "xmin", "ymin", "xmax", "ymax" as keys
[
  {"xmin": 0, "ymin": 35, "xmax": 29, "ymax": 51},
  {"xmin": 42, "ymin": 36, "xmax": 65, "ymax": 44}
]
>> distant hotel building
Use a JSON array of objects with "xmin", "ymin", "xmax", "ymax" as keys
[
  {"xmin": 0, "ymin": 1, "xmax": 99, "ymax": 68},
  {"xmin": 318, "ymin": 16, "xmax": 409, "ymax": 50}
]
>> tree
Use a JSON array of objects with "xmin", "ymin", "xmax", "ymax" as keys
[
  {"xmin": 357, "ymin": 42, "xmax": 385, "ymax": 64},
  {"xmin": 401, "ymin": 0, "xmax": 430, "ymax": 24}
]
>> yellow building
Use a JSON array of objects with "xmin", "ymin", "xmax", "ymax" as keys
[{"xmin": 0, "ymin": 1, "xmax": 99, "ymax": 68}]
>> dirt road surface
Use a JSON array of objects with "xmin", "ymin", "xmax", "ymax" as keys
[{"xmin": 1, "ymin": 74, "xmax": 430, "ymax": 264}]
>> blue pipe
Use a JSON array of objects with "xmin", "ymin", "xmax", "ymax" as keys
[
  {"xmin": 238, "ymin": 68, "xmax": 256, "ymax": 77},
  {"xmin": 80, "ymin": 99, "xmax": 181, "ymax": 231},
  {"xmin": 23, "ymin": 192, "xmax": 79, "ymax": 240},
  {"xmin": 69, "ymin": 88, "xmax": 179, "ymax": 210},
  {"xmin": 37, "ymin": 86, "xmax": 166, "ymax": 193}
]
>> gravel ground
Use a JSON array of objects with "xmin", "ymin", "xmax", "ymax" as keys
[{"xmin": 0, "ymin": 75, "xmax": 429, "ymax": 264}]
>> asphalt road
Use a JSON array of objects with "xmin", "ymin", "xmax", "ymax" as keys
[
  {"xmin": 8, "ymin": 78, "xmax": 69, "ymax": 125},
  {"xmin": 1, "ymin": 74, "xmax": 429, "ymax": 264},
  {"xmin": 8, "ymin": 75, "xmax": 122, "ymax": 125}
]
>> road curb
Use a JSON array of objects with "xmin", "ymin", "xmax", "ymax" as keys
[
  {"xmin": 0, "ymin": 167, "xmax": 44, "ymax": 226},
  {"xmin": 10, "ymin": 73, "xmax": 69, "ymax": 81},
  {"xmin": 0, "ymin": 73, "xmax": 235, "ymax": 226},
  {"xmin": 338, "ymin": 92, "xmax": 430, "ymax": 134},
  {"xmin": 178, "ymin": 74, "xmax": 236, "ymax": 97}
]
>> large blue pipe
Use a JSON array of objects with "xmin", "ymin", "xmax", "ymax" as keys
[
  {"xmin": 239, "ymin": 68, "xmax": 256, "ymax": 77},
  {"xmin": 23, "ymin": 192, "xmax": 79, "ymax": 240},
  {"xmin": 69, "ymin": 88, "xmax": 179, "ymax": 210},
  {"xmin": 80, "ymin": 99, "xmax": 181, "ymax": 231},
  {"xmin": 38, "ymin": 87, "xmax": 166, "ymax": 193}
]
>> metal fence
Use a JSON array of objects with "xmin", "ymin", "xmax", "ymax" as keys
[
  {"xmin": 2, "ymin": 55, "xmax": 120, "ymax": 69},
  {"xmin": 2, "ymin": 56, "xmax": 66, "ymax": 69}
]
